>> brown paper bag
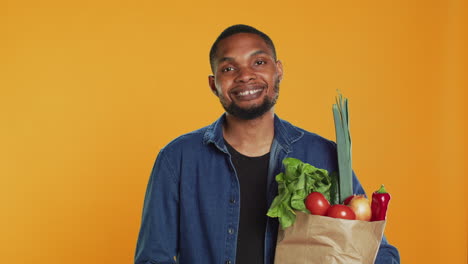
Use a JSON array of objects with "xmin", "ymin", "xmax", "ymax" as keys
[{"xmin": 274, "ymin": 211, "xmax": 386, "ymax": 264}]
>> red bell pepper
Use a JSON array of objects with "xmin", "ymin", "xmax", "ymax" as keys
[{"xmin": 371, "ymin": 185, "xmax": 391, "ymax": 221}]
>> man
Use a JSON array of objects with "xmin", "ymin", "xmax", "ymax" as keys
[{"xmin": 135, "ymin": 24, "xmax": 400, "ymax": 264}]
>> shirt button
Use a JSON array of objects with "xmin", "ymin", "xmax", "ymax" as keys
[
  {"xmin": 230, "ymin": 198, "xmax": 236, "ymax": 204},
  {"xmin": 226, "ymin": 261, "xmax": 232, "ymax": 264},
  {"xmin": 228, "ymin": 228, "xmax": 234, "ymax": 234}
]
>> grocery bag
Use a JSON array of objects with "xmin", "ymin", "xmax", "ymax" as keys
[
  {"xmin": 274, "ymin": 212, "xmax": 386, "ymax": 264},
  {"xmin": 272, "ymin": 94, "xmax": 387, "ymax": 264}
]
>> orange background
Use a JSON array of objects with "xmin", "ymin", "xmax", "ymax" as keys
[{"xmin": 1, "ymin": 0, "xmax": 467, "ymax": 263}]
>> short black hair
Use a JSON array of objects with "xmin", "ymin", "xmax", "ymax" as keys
[{"xmin": 209, "ymin": 24, "xmax": 277, "ymax": 73}]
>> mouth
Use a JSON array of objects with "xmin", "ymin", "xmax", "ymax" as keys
[
  {"xmin": 231, "ymin": 85, "xmax": 266, "ymax": 101},
  {"xmin": 236, "ymin": 88, "xmax": 263, "ymax": 96}
]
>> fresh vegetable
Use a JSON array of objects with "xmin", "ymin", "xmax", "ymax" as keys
[
  {"xmin": 305, "ymin": 192, "xmax": 330, "ymax": 216},
  {"xmin": 343, "ymin": 194, "xmax": 356, "ymax": 205},
  {"xmin": 371, "ymin": 185, "xmax": 391, "ymax": 221},
  {"xmin": 347, "ymin": 195, "xmax": 371, "ymax": 221},
  {"xmin": 326, "ymin": 204, "xmax": 356, "ymax": 220},
  {"xmin": 329, "ymin": 171, "xmax": 340, "ymax": 205},
  {"xmin": 333, "ymin": 93, "xmax": 353, "ymax": 202},
  {"xmin": 267, "ymin": 158, "xmax": 333, "ymax": 229}
]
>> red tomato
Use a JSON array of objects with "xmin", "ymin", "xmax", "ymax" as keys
[
  {"xmin": 326, "ymin": 204, "xmax": 356, "ymax": 220},
  {"xmin": 305, "ymin": 192, "xmax": 330, "ymax": 216}
]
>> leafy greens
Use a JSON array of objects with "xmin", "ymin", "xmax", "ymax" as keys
[{"xmin": 266, "ymin": 157, "xmax": 334, "ymax": 229}]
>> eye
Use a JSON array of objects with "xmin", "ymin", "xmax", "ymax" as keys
[
  {"xmin": 222, "ymin": 66, "xmax": 235, "ymax": 72},
  {"xmin": 255, "ymin": 60, "xmax": 266, "ymax": 65}
]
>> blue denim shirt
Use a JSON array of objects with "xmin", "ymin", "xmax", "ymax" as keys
[{"xmin": 135, "ymin": 114, "xmax": 400, "ymax": 264}]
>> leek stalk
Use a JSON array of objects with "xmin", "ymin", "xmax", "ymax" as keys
[{"xmin": 332, "ymin": 93, "xmax": 353, "ymax": 203}]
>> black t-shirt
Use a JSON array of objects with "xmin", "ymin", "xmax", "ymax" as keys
[{"xmin": 225, "ymin": 141, "xmax": 270, "ymax": 264}]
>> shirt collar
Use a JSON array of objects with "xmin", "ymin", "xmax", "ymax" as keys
[{"xmin": 203, "ymin": 113, "xmax": 304, "ymax": 153}]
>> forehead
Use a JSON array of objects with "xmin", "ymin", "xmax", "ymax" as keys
[{"xmin": 215, "ymin": 33, "xmax": 274, "ymax": 60}]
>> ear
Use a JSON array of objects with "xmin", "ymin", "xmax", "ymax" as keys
[
  {"xmin": 276, "ymin": 60, "xmax": 284, "ymax": 82},
  {"xmin": 208, "ymin": 75, "xmax": 218, "ymax": 96}
]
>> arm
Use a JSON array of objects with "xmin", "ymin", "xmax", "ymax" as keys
[
  {"xmin": 135, "ymin": 149, "xmax": 179, "ymax": 264},
  {"xmin": 352, "ymin": 172, "xmax": 400, "ymax": 264}
]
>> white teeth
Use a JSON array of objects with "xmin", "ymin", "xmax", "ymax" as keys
[{"xmin": 238, "ymin": 89, "xmax": 261, "ymax": 96}]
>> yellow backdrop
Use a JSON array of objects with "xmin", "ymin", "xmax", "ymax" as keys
[{"xmin": 1, "ymin": 0, "xmax": 466, "ymax": 263}]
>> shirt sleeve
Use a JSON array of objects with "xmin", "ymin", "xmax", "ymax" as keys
[
  {"xmin": 135, "ymin": 149, "xmax": 179, "ymax": 264},
  {"xmin": 351, "ymin": 172, "xmax": 401, "ymax": 264},
  {"xmin": 375, "ymin": 235, "xmax": 401, "ymax": 264}
]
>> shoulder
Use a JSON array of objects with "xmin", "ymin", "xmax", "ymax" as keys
[
  {"xmin": 279, "ymin": 118, "xmax": 336, "ymax": 150},
  {"xmin": 160, "ymin": 125, "xmax": 210, "ymax": 156},
  {"xmin": 298, "ymin": 127, "xmax": 336, "ymax": 149},
  {"xmin": 279, "ymin": 118, "xmax": 338, "ymax": 170}
]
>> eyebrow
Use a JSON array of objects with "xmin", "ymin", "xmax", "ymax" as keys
[
  {"xmin": 250, "ymin": 50, "xmax": 268, "ymax": 57},
  {"xmin": 218, "ymin": 50, "xmax": 269, "ymax": 64}
]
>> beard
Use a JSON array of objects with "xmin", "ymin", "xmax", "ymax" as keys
[{"xmin": 219, "ymin": 78, "xmax": 280, "ymax": 120}]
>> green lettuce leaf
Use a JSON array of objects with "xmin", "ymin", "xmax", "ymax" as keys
[{"xmin": 267, "ymin": 157, "xmax": 333, "ymax": 229}]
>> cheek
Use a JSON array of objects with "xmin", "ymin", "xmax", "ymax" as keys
[{"xmin": 216, "ymin": 79, "xmax": 231, "ymax": 93}]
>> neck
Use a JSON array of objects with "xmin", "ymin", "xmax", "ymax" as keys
[{"xmin": 223, "ymin": 110, "xmax": 275, "ymax": 157}]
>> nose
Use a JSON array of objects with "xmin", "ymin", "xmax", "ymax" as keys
[{"xmin": 234, "ymin": 67, "xmax": 257, "ymax": 83}]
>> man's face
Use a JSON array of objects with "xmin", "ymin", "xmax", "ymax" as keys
[{"xmin": 209, "ymin": 33, "xmax": 283, "ymax": 120}]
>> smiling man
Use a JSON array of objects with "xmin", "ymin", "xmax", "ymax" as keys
[
  {"xmin": 135, "ymin": 25, "xmax": 400, "ymax": 264},
  {"xmin": 209, "ymin": 32, "xmax": 281, "ymax": 124}
]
